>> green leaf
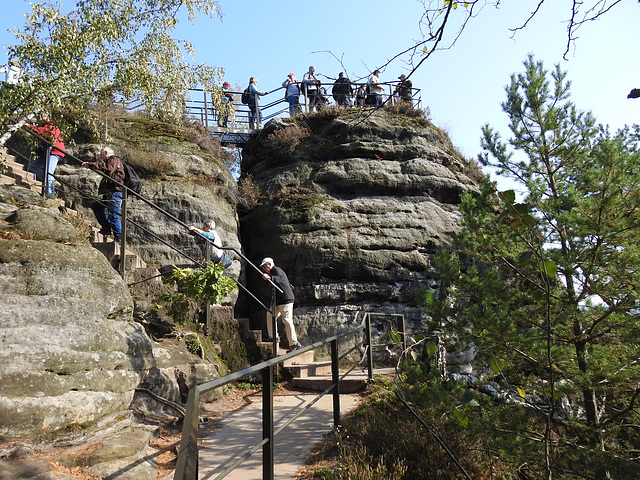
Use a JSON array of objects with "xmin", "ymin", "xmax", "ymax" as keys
[
  {"xmin": 460, "ymin": 390, "xmax": 476, "ymax": 404},
  {"xmin": 499, "ymin": 190, "xmax": 516, "ymax": 204},
  {"xmin": 426, "ymin": 340, "xmax": 437, "ymax": 357},
  {"xmin": 516, "ymin": 387, "xmax": 526, "ymax": 402},
  {"xmin": 538, "ymin": 260, "xmax": 556, "ymax": 278},
  {"xmin": 390, "ymin": 328, "xmax": 401, "ymax": 344},
  {"xmin": 518, "ymin": 250, "xmax": 533, "ymax": 265},
  {"xmin": 489, "ymin": 357, "xmax": 505, "ymax": 374},
  {"xmin": 453, "ymin": 409, "xmax": 469, "ymax": 427},
  {"xmin": 410, "ymin": 350, "xmax": 418, "ymax": 362}
]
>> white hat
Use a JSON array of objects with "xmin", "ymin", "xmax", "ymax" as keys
[{"xmin": 260, "ymin": 257, "xmax": 273, "ymax": 267}]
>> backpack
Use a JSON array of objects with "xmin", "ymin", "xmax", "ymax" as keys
[
  {"xmin": 123, "ymin": 161, "xmax": 143, "ymax": 194},
  {"xmin": 241, "ymin": 88, "xmax": 250, "ymax": 104}
]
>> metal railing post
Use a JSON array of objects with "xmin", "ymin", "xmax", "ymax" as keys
[
  {"xmin": 256, "ymin": 95, "xmax": 261, "ymax": 128},
  {"xmin": 365, "ymin": 313, "xmax": 374, "ymax": 381},
  {"xmin": 263, "ymin": 363, "xmax": 275, "ymax": 480},
  {"xmin": 203, "ymin": 90, "xmax": 209, "ymax": 128},
  {"xmin": 271, "ymin": 286, "xmax": 278, "ymax": 357},
  {"xmin": 204, "ymin": 242, "xmax": 211, "ymax": 328},
  {"xmin": 43, "ymin": 146, "xmax": 52, "ymax": 197},
  {"xmin": 119, "ymin": 188, "xmax": 127, "ymax": 278},
  {"xmin": 331, "ymin": 338, "xmax": 341, "ymax": 428}
]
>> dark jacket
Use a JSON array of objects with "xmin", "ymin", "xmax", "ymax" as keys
[
  {"xmin": 332, "ymin": 76, "xmax": 353, "ymax": 97},
  {"xmin": 269, "ymin": 266, "xmax": 294, "ymax": 305},
  {"xmin": 86, "ymin": 155, "xmax": 125, "ymax": 195}
]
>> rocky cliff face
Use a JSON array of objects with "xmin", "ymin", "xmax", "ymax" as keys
[
  {"xmin": 0, "ymin": 186, "xmax": 226, "ymax": 445},
  {"xmin": 53, "ymin": 118, "xmax": 242, "ymax": 274},
  {"xmin": 0, "ymin": 188, "xmax": 154, "ymax": 440},
  {"xmin": 240, "ymin": 109, "xmax": 479, "ymax": 347},
  {"xmin": 0, "ymin": 108, "xmax": 478, "ymax": 444}
]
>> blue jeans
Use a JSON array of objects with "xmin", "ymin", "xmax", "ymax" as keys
[
  {"xmin": 92, "ymin": 191, "xmax": 122, "ymax": 237},
  {"xmin": 287, "ymin": 95, "xmax": 300, "ymax": 116},
  {"xmin": 248, "ymin": 103, "xmax": 261, "ymax": 128},
  {"xmin": 337, "ymin": 95, "xmax": 350, "ymax": 107},
  {"xmin": 29, "ymin": 153, "xmax": 60, "ymax": 197}
]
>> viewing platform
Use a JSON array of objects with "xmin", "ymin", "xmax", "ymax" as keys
[{"xmin": 184, "ymin": 80, "xmax": 422, "ymax": 146}]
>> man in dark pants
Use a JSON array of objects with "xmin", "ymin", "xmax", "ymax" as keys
[{"xmin": 260, "ymin": 257, "xmax": 301, "ymax": 352}]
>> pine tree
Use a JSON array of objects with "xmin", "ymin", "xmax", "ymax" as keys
[{"xmin": 424, "ymin": 55, "xmax": 640, "ymax": 477}]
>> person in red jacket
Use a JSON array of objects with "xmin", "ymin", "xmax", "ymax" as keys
[{"xmin": 27, "ymin": 119, "xmax": 66, "ymax": 197}]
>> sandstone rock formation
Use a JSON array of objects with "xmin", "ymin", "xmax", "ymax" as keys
[
  {"xmin": 53, "ymin": 122, "xmax": 242, "ymax": 274},
  {"xmin": 0, "ymin": 184, "xmax": 226, "ymax": 448},
  {"xmin": 240, "ymin": 109, "xmax": 479, "ymax": 350},
  {"xmin": 0, "ymin": 188, "xmax": 154, "ymax": 440}
]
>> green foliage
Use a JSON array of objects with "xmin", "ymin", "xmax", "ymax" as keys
[
  {"xmin": 418, "ymin": 55, "xmax": 640, "ymax": 477},
  {"xmin": 1, "ymin": 0, "xmax": 225, "ymax": 136},
  {"xmin": 161, "ymin": 261, "xmax": 237, "ymax": 324},
  {"xmin": 183, "ymin": 333, "xmax": 203, "ymax": 356},
  {"xmin": 273, "ymin": 187, "xmax": 324, "ymax": 215}
]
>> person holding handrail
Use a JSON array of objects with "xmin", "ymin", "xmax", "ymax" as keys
[
  {"xmin": 332, "ymin": 72, "xmax": 353, "ymax": 107},
  {"xmin": 302, "ymin": 66, "xmax": 321, "ymax": 112},
  {"xmin": 395, "ymin": 74, "xmax": 413, "ymax": 104},
  {"xmin": 260, "ymin": 257, "xmax": 301, "ymax": 353},
  {"xmin": 82, "ymin": 147, "xmax": 125, "ymax": 242},
  {"xmin": 367, "ymin": 70, "xmax": 385, "ymax": 106},
  {"xmin": 218, "ymin": 81, "xmax": 234, "ymax": 127},
  {"xmin": 27, "ymin": 118, "xmax": 66, "ymax": 197},
  {"xmin": 282, "ymin": 73, "xmax": 301, "ymax": 117},
  {"xmin": 188, "ymin": 220, "xmax": 233, "ymax": 268},
  {"xmin": 247, "ymin": 77, "xmax": 270, "ymax": 129}
]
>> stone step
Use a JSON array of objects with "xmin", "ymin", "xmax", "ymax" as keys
[
  {"xmin": 92, "ymin": 241, "xmax": 147, "ymax": 270},
  {"xmin": 291, "ymin": 373, "xmax": 367, "ymax": 394},
  {"xmin": 282, "ymin": 350, "xmax": 314, "ymax": 367},
  {"xmin": 1, "ymin": 151, "xmax": 48, "ymax": 193},
  {"xmin": 291, "ymin": 367, "xmax": 394, "ymax": 394},
  {"xmin": 285, "ymin": 360, "xmax": 332, "ymax": 379}
]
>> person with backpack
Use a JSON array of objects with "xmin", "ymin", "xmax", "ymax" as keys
[
  {"xmin": 82, "ymin": 147, "xmax": 125, "ymax": 242},
  {"xmin": 332, "ymin": 72, "xmax": 353, "ymax": 107},
  {"xmin": 246, "ymin": 77, "xmax": 271, "ymax": 129},
  {"xmin": 281, "ymin": 73, "xmax": 301, "ymax": 117},
  {"xmin": 395, "ymin": 74, "xmax": 413, "ymax": 104}
]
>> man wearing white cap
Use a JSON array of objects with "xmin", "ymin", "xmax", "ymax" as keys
[{"xmin": 260, "ymin": 257, "xmax": 301, "ymax": 352}]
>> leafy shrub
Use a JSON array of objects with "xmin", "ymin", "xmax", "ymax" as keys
[
  {"xmin": 161, "ymin": 262, "xmax": 237, "ymax": 324},
  {"xmin": 384, "ymin": 102, "xmax": 432, "ymax": 127},
  {"xmin": 462, "ymin": 157, "xmax": 484, "ymax": 182},
  {"xmin": 236, "ymin": 174, "xmax": 263, "ymax": 210},
  {"xmin": 118, "ymin": 146, "xmax": 173, "ymax": 178},
  {"xmin": 262, "ymin": 124, "xmax": 309, "ymax": 153},
  {"xmin": 184, "ymin": 120, "xmax": 236, "ymax": 168}
]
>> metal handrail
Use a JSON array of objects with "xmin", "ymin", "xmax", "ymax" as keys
[
  {"xmin": 183, "ymin": 80, "xmax": 422, "ymax": 137},
  {"xmin": 173, "ymin": 312, "xmax": 380, "ymax": 480},
  {"xmin": 15, "ymin": 126, "xmax": 272, "ymax": 311}
]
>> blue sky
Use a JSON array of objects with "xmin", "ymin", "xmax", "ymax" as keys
[{"xmin": 2, "ymin": 0, "xmax": 639, "ymax": 169}]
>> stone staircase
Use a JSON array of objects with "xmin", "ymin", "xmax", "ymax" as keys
[
  {"xmin": 1, "ymin": 147, "xmax": 42, "ymax": 193},
  {"xmin": 2, "ymin": 146, "xmax": 363, "ymax": 392},
  {"xmin": 1, "ymin": 146, "xmax": 147, "ymax": 271},
  {"xmin": 236, "ymin": 318, "xmax": 370, "ymax": 393}
]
